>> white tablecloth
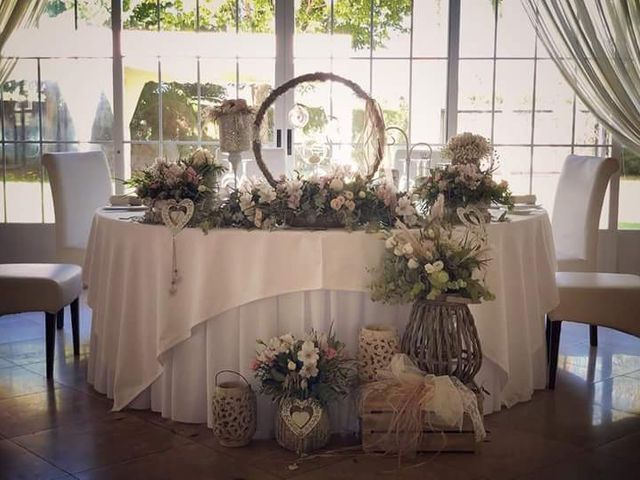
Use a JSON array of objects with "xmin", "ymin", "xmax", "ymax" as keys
[{"xmin": 85, "ymin": 209, "xmax": 558, "ymax": 436}]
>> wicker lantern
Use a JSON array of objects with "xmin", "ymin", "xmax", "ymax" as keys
[
  {"xmin": 357, "ymin": 325, "xmax": 400, "ymax": 383},
  {"xmin": 211, "ymin": 370, "xmax": 257, "ymax": 447},
  {"xmin": 401, "ymin": 299, "xmax": 482, "ymax": 385},
  {"xmin": 213, "ymin": 99, "xmax": 254, "ymax": 186}
]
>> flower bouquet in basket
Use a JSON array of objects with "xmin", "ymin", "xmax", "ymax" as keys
[
  {"xmin": 370, "ymin": 194, "xmax": 493, "ymax": 383},
  {"xmin": 414, "ymin": 132, "xmax": 512, "ymax": 223},
  {"xmin": 125, "ymin": 148, "xmax": 226, "ymax": 230},
  {"xmin": 251, "ymin": 330, "xmax": 355, "ymax": 453}
]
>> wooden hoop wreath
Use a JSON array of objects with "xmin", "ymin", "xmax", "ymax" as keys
[{"xmin": 252, "ymin": 72, "xmax": 386, "ymax": 188}]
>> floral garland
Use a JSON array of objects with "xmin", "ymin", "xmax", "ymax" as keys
[
  {"xmin": 210, "ymin": 167, "xmax": 420, "ymax": 231},
  {"xmin": 251, "ymin": 330, "xmax": 355, "ymax": 405},
  {"xmin": 370, "ymin": 195, "xmax": 495, "ymax": 304}
]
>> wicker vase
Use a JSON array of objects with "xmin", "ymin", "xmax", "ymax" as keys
[
  {"xmin": 211, "ymin": 370, "xmax": 257, "ymax": 447},
  {"xmin": 275, "ymin": 397, "xmax": 330, "ymax": 454},
  {"xmin": 401, "ymin": 299, "xmax": 482, "ymax": 384},
  {"xmin": 357, "ymin": 325, "xmax": 400, "ymax": 383}
]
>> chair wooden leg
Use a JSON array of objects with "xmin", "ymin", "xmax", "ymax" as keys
[
  {"xmin": 590, "ymin": 325, "xmax": 598, "ymax": 347},
  {"xmin": 70, "ymin": 297, "xmax": 80, "ymax": 357},
  {"xmin": 45, "ymin": 312, "xmax": 57, "ymax": 380},
  {"xmin": 548, "ymin": 320, "xmax": 562, "ymax": 390},
  {"xmin": 545, "ymin": 316, "xmax": 551, "ymax": 364},
  {"xmin": 56, "ymin": 309, "xmax": 64, "ymax": 330}
]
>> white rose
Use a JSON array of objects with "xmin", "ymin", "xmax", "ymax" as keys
[
  {"xmin": 433, "ymin": 260, "xmax": 444, "ymax": 271},
  {"xmin": 402, "ymin": 243, "xmax": 414, "ymax": 256},
  {"xmin": 408, "ymin": 258, "xmax": 420, "ymax": 269},
  {"xmin": 394, "ymin": 247, "xmax": 404, "ymax": 257},
  {"xmin": 197, "ymin": 185, "xmax": 207, "ymax": 192},
  {"xmin": 329, "ymin": 178, "xmax": 344, "ymax": 192},
  {"xmin": 345, "ymin": 200, "xmax": 356, "ymax": 211},
  {"xmin": 358, "ymin": 191, "xmax": 366, "ymax": 199},
  {"xmin": 257, "ymin": 185, "xmax": 276, "ymax": 204},
  {"xmin": 385, "ymin": 236, "xmax": 397, "ymax": 250},
  {"xmin": 239, "ymin": 192, "xmax": 254, "ymax": 211},
  {"xmin": 344, "ymin": 191, "xmax": 354, "ymax": 200},
  {"xmin": 425, "ymin": 263, "xmax": 435, "ymax": 274},
  {"xmin": 287, "ymin": 360, "xmax": 297, "ymax": 371}
]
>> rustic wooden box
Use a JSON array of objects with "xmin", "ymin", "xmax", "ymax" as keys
[{"xmin": 361, "ymin": 390, "xmax": 477, "ymax": 453}]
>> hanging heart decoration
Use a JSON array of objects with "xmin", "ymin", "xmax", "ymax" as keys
[
  {"xmin": 160, "ymin": 199, "xmax": 195, "ymax": 236},
  {"xmin": 280, "ymin": 398, "xmax": 322, "ymax": 438}
]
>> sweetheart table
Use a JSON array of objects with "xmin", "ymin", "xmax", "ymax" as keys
[{"xmin": 84, "ymin": 209, "xmax": 558, "ymax": 437}]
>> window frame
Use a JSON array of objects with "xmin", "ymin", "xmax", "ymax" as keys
[{"xmin": 0, "ymin": 0, "xmax": 623, "ymax": 229}]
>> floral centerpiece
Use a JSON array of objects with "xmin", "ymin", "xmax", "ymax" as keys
[
  {"xmin": 125, "ymin": 148, "xmax": 225, "ymax": 228},
  {"xmin": 415, "ymin": 132, "xmax": 512, "ymax": 222},
  {"xmin": 370, "ymin": 194, "xmax": 492, "ymax": 383},
  {"xmin": 370, "ymin": 195, "xmax": 494, "ymax": 304},
  {"xmin": 252, "ymin": 329, "xmax": 354, "ymax": 453},
  {"xmin": 211, "ymin": 166, "xmax": 421, "ymax": 231}
]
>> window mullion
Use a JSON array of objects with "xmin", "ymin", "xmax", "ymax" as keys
[
  {"xmin": 111, "ymin": 0, "xmax": 126, "ymax": 190},
  {"xmin": 445, "ymin": 0, "xmax": 461, "ymax": 140}
]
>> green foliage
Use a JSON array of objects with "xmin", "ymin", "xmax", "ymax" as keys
[
  {"xmin": 129, "ymin": 81, "xmax": 226, "ymax": 141},
  {"xmin": 370, "ymin": 219, "xmax": 495, "ymax": 304},
  {"xmin": 623, "ymin": 151, "xmax": 640, "ymax": 177},
  {"xmin": 121, "ymin": 0, "xmax": 410, "ymax": 51},
  {"xmin": 297, "ymin": 0, "xmax": 412, "ymax": 50}
]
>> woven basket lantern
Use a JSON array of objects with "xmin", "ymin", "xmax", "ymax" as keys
[
  {"xmin": 357, "ymin": 325, "xmax": 400, "ymax": 383},
  {"xmin": 401, "ymin": 298, "xmax": 483, "ymax": 385},
  {"xmin": 211, "ymin": 370, "xmax": 257, "ymax": 447},
  {"xmin": 252, "ymin": 72, "xmax": 387, "ymax": 189}
]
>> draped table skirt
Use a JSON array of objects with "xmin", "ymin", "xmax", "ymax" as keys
[{"xmin": 84, "ymin": 209, "xmax": 558, "ymax": 437}]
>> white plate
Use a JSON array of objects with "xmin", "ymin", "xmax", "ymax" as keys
[
  {"xmin": 513, "ymin": 204, "xmax": 542, "ymax": 210},
  {"xmin": 102, "ymin": 205, "xmax": 148, "ymax": 212},
  {"xmin": 510, "ymin": 208, "xmax": 537, "ymax": 215}
]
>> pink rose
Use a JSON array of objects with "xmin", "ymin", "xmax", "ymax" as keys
[
  {"xmin": 324, "ymin": 347, "xmax": 337, "ymax": 360},
  {"xmin": 250, "ymin": 358, "xmax": 260, "ymax": 371}
]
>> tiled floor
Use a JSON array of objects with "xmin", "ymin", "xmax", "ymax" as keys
[{"xmin": 1, "ymin": 301, "xmax": 640, "ymax": 479}]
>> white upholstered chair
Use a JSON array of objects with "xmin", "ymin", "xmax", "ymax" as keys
[
  {"xmin": 550, "ymin": 155, "xmax": 619, "ymax": 346},
  {"xmin": 0, "ymin": 263, "xmax": 82, "ymax": 379},
  {"xmin": 43, "ymin": 151, "xmax": 112, "ymax": 266},
  {"xmin": 551, "ymin": 155, "xmax": 619, "ymax": 272},
  {"xmin": 547, "ymin": 272, "xmax": 640, "ymax": 389}
]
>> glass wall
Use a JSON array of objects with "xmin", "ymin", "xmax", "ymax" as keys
[
  {"xmin": 457, "ymin": 0, "xmax": 611, "ymax": 216},
  {"xmin": 0, "ymin": 0, "xmax": 625, "ymax": 226},
  {"xmin": 1, "ymin": 0, "xmax": 113, "ymax": 223}
]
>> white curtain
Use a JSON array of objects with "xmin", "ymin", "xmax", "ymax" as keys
[
  {"xmin": 521, "ymin": 0, "xmax": 640, "ymax": 155},
  {"xmin": 0, "ymin": 0, "xmax": 46, "ymax": 83}
]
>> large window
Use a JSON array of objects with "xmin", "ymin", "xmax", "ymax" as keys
[
  {"xmin": 1, "ymin": 0, "xmax": 113, "ymax": 222},
  {"xmin": 456, "ymin": 0, "xmax": 611, "ymax": 215},
  {"xmin": 0, "ymin": 0, "xmax": 627, "ymax": 226}
]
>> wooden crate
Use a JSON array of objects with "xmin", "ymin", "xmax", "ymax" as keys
[{"xmin": 361, "ymin": 390, "xmax": 477, "ymax": 453}]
